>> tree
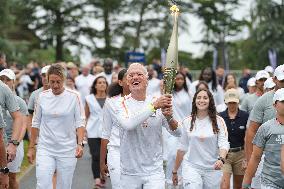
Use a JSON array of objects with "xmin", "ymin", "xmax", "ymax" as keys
[
  {"xmin": 28, "ymin": 0, "xmax": 88, "ymax": 61},
  {"xmin": 191, "ymin": 0, "xmax": 245, "ymax": 69}
]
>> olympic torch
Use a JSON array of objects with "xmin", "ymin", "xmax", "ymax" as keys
[{"xmin": 163, "ymin": 5, "xmax": 179, "ymax": 95}]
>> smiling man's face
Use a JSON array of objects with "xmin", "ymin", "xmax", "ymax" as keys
[{"xmin": 127, "ymin": 64, "xmax": 148, "ymax": 93}]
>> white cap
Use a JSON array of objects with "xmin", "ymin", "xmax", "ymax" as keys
[
  {"xmin": 247, "ymin": 77, "xmax": 256, "ymax": 87},
  {"xmin": 274, "ymin": 64, "xmax": 284, "ymax": 81},
  {"xmin": 255, "ymin": 70, "xmax": 270, "ymax": 80},
  {"xmin": 265, "ymin": 66, "xmax": 274, "ymax": 74},
  {"xmin": 41, "ymin": 65, "xmax": 51, "ymax": 74},
  {"xmin": 273, "ymin": 88, "xmax": 284, "ymax": 103},
  {"xmin": 0, "ymin": 69, "xmax": 16, "ymax": 80},
  {"xmin": 264, "ymin": 77, "xmax": 275, "ymax": 90}
]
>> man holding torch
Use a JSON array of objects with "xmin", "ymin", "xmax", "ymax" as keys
[{"xmin": 114, "ymin": 4, "xmax": 181, "ymax": 189}]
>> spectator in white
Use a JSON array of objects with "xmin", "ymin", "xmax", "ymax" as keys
[
  {"xmin": 190, "ymin": 67, "xmax": 224, "ymax": 106},
  {"xmin": 264, "ymin": 77, "xmax": 275, "ymax": 93},
  {"xmin": 242, "ymin": 88, "xmax": 284, "ymax": 189},
  {"xmin": 172, "ymin": 88, "xmax": 229, "ymax": 189},
  {"xmin": 264, "ymin": 65, "xmax": 274, "ymax": 77},
  {"xmin": 100, "ymin": 69, "xmax": 130, "ymax": 189},
  {"xmin": 96, "ymin": 58, "xmax": 114, "ymax": 85},
  {"xmin": 219, "ymin": 89, "xmax": 249, "ymax": 189},
  {"xmin": 27, "ymin": 64, "xmax": 85, "ymax": 189},
  {"xmin": 65, "ymin": 76, "xmax": 77, "ymax": 91},
  {"xmin": 216, "ymin": 65, "xmax": 225, "ymax": 86},
  {"xmin": 241, "ymin": 70, "xmax": 269, "ymax": 114},
  {"xmin": 0, "ymin": 69, "xmax": 28, "ymax": 189},
  {"xmin": 75, "ymin": 64, "xmax": 95, "ymax": 104},
  {"xmin": 85, "ymin": 76, "xmax": 108, "ymax": 188},
  {"xmin": 165, "ymin": 71, "xmax": 192, "ymax": 188},
  {"xmin": 146, "ymin": 65, "xmax": 161, "ymax": 96},
  {"xmin": 116, "ymin": 63, "xmax": 181, "ymax": 189},
  {"xmin": 245, "ymin": 64, "xmax": 284, "ymax": 189},
  {"xmin": 0, "ymin": 108, "xmax": 9, "ymax": 189}
]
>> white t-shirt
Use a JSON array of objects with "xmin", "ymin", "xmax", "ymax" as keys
[
  {"xmin": 32, "ymin": 88, "xmax": 85, "ymax": 157},
  {"xmin": 85, "ymin": 94, "xmax": 104, "ymax": 138},
  {"xmin": 179, "ymin": 115, "xmax": 229, "ymax": 170},
  {"xmin": 101, "ymin": 95, "xmax": 122, "ymax": 148},
  {"xmin": 146, "ymin": 78, "xmax": 161, "ymax": 97},
  {"xmin": 75, "ymin": 74, "xmax": 95, "ymax": 103},
  {"xmin": 116, "ymin": 94, "xmax": 182, "ymax": 176}
]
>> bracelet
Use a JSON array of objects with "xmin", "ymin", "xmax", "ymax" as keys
[
  {"xmin": 242, "ymin": 183, "xmax": 251, "ymax": 189},
  {"xmin": 218, "ymin": 157, "xmax": 225, "ymax": 164},
  {"xmin": 148, "ymin": 103, "xmax": 156, "ymax": 113},
  {"xmin": 172, "ymin": 171, "xmax": 177, "ymax": 175}
]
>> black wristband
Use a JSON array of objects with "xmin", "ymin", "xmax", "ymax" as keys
[{"xmin": 218, "ymin": 157, "xmax": 225, "ymax": 164}]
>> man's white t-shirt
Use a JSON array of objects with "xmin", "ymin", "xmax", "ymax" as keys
[
  {"xmin": 32, "ymin": 88, "xmax": 85, "ymax": 157},
  {"xmin": 116, "ymin": 95, "xmax": 182, "ymax": 176}
]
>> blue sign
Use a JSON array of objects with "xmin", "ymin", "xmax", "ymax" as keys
[{"xmin": 125, "ymin": 52, "xmax": 146, "ymax": 67}]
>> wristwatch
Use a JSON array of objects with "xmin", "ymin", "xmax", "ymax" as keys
[
  {"xmin": 9, "ymin": 140, "xmax": 19, "ymax": 146},
  {"xmin": 218, "ymin": 156, "xmax": 225, "ymax": 164},
  {"xmin": 0, "ymin": 167, "xmax": 9, "ymax": 174}
]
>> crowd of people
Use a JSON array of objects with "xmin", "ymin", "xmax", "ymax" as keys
[{"xmin": 0, "ymin": 51, "xmax": 284, "ymax": 189}]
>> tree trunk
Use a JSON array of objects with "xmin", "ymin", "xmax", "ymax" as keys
[
  {"xmin": 103, "ymin": 0, "xmax": 111, "ymax": 56},
  {"xmin": 133, "ymin": 2, "xmax": 147, "ymax": 52},
  {"xmin": 55, "ymin": 10, "xmax": 63, "ymax": 61}
]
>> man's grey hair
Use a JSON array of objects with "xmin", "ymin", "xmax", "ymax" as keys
[{"xmin": 127, "ymin": 63, "xmax": 148, "ymax": 77}]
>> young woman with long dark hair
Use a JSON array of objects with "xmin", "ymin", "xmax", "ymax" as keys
[
  {"xmin": 172, "ymin": 89, "xmax": 229, "ymax": 189},
  {"xmin": 85, "ymin": 76, "xmax": 108, "ymax": 188}
]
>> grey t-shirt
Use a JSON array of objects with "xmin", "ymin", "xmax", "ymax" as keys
[
  {"xmin": 249, "ymin": 90, "xmax": 276, "ymax": 124},
  {"xmin": 28, "ymin": 87, "xmax": 43, "ymax": 114},
  {"xmin": 0, "ymin": 106, "xmax": 5, "ymax": 129},
  {"xmin": 253, "ymin": 118, "xmax": 284, "ymax": 188},
  {"xmin": 4, "ymin": 95, "xmax": 28, "ymax": 140},
  {"xmin": 0, "ymin": 81, "xmax": 19, "ymax": 124},
  {"xmin": 240, "ymin": 93, "xmax": 260, "ymax": 114}
]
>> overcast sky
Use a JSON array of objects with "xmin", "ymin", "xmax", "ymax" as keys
[{"xmin": 78, "ymin": 0, "xmax": 254, "ymax": 64}]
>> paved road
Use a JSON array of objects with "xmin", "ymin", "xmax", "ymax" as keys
[{"xmin": 20, "ymin": 147, "xmax": 111, "ymax": 189}]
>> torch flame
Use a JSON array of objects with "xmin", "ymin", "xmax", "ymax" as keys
[{"xmin": 170, "ymin": 5, "xmax": 179, "ymax": 13}]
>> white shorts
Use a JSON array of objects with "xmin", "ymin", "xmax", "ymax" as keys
[
  {"xmin": 36, "ymin": 154, "xmax": 77, "ymax": 189},
  {"xmin": 121, "ymin": 173, "xmax": 165, "ymax": 189},
  {"xmin": 107, "ymin": 147, "xmax": 120, "ymax": 189},
  {"xmin": 182, "ymin": 163, "xmax": 222, "ymax": 189},
  {"xmin": 8, "ymin": 141, "xmax": 24, "ymax": 173}
]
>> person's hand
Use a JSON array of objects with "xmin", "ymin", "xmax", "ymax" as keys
[
  {"xmin": 27, "ymin": 147, "xmax": 36, "ymax": 164},
  {"xmin": 100, "ymin": 163, "xmax": 109, "ymax": 183},
  {"xmin": 172, "ymin": 172, "xmax": 178, "ymax": 186},
  {"xmin": 242, "ymin": 159, "xmax": 247, "ymax": 170},
  {"xmin": 75, "ymin": 145, "xmax": 84, "ymax": 158},
  {"xmin": 153, "ymin": 94, "xmax": 172, "ymax": 110},
  {"xmin": 214, "ymin": 160, "xmax": 224, "ymax": 170},
  {"xmin": 162, "ymin": 107, "xmax": 173, "ymax": 119},
  {"xmin": 6, "ymin": 144, "xmax": 17, "ymax": 162},
  {"xmin": 0, "ymin": 174, "xmax": 9, "ymax": 189}
]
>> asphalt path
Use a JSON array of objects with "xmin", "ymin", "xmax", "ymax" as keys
[{"xmin": 19, "ymin": 146, "xmax": 112, "ymax": 189}]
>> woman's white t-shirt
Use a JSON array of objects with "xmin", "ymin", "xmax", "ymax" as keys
[
  {"xmin": 179, "ymin": 115, "xmax": 229, "ymax": 170},
  {"xmin": 32, "ymin": 88, "xmax": 85, "ymax": 157}
]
